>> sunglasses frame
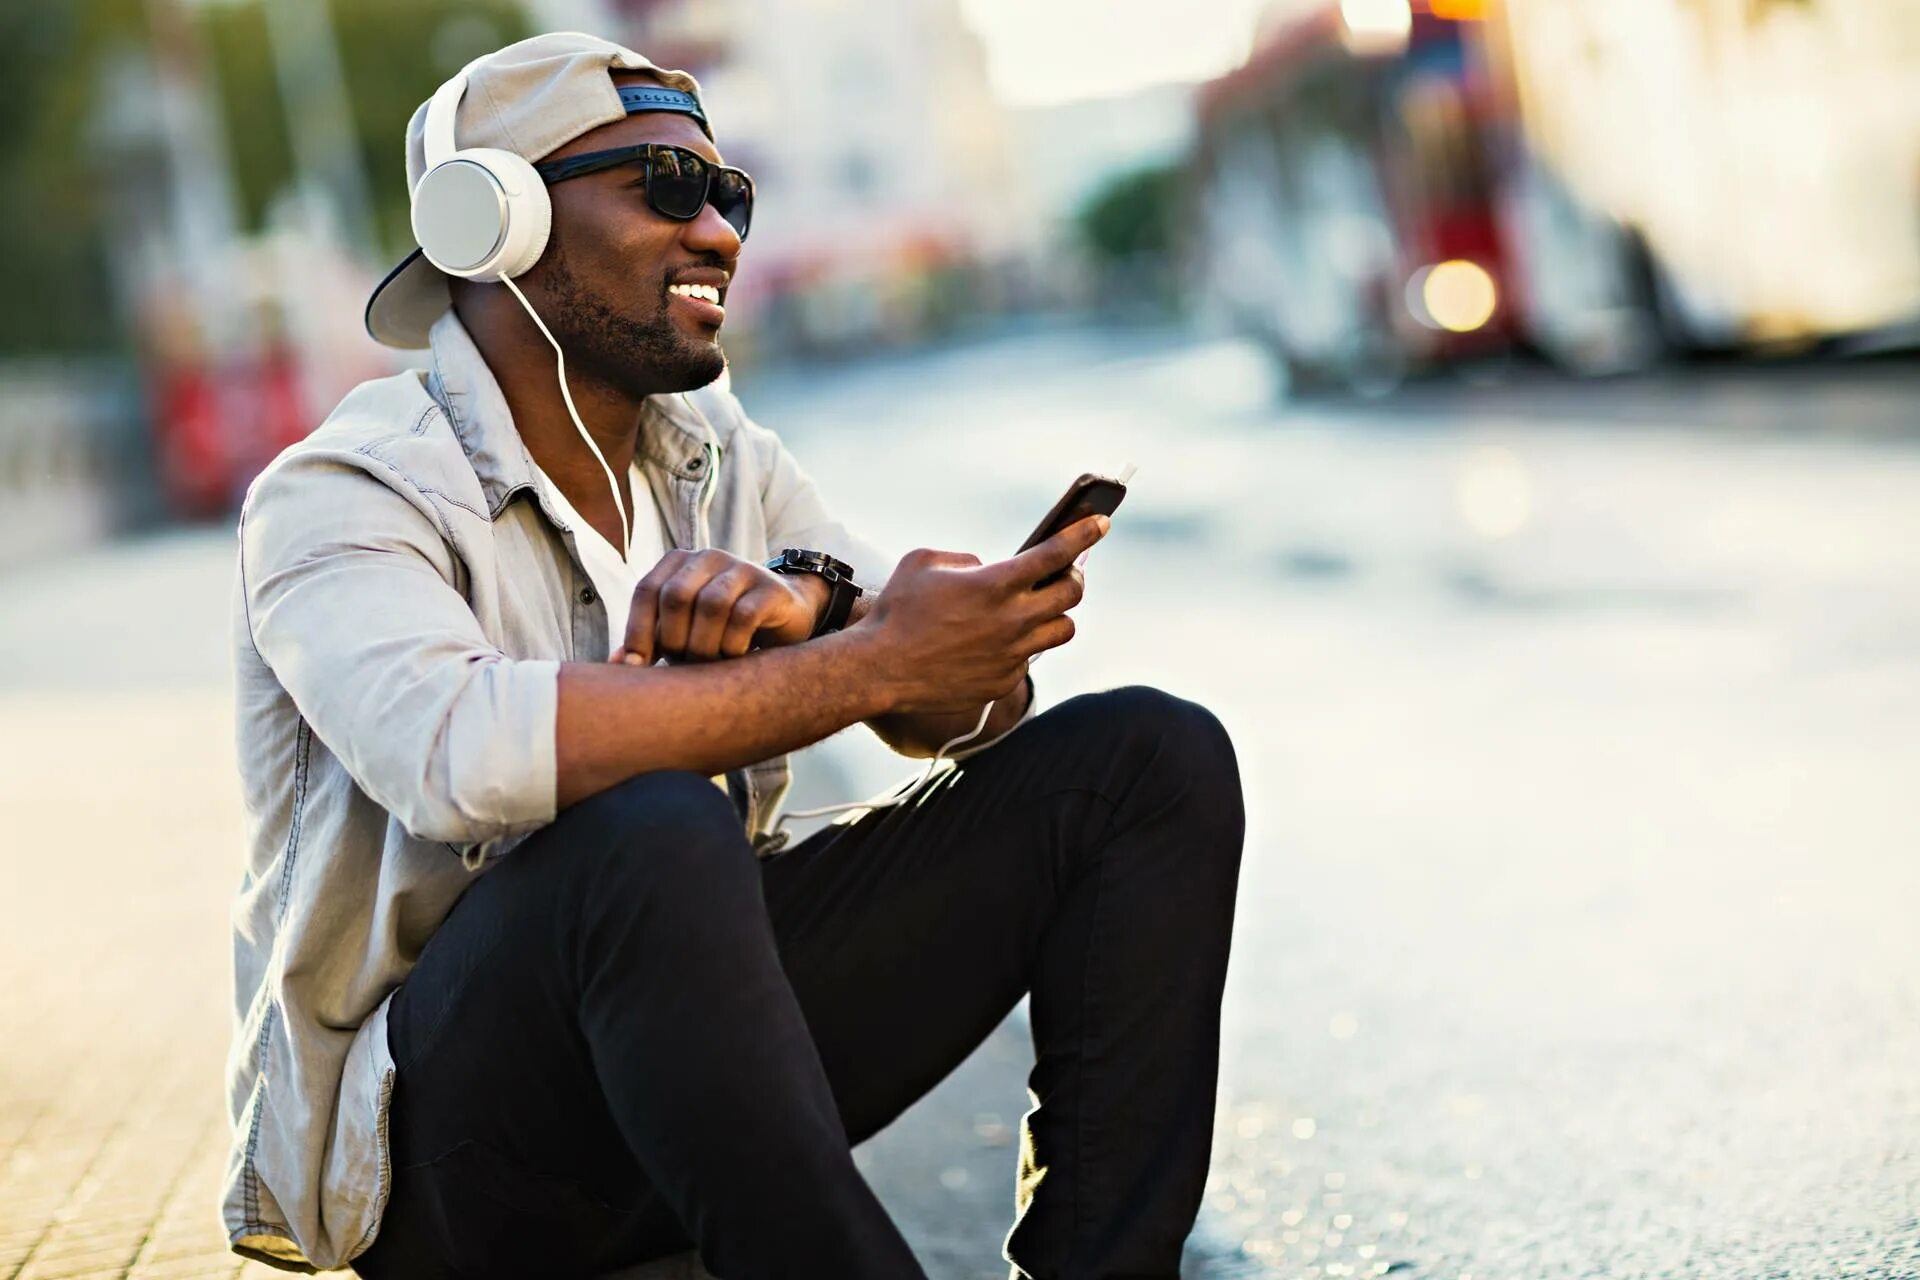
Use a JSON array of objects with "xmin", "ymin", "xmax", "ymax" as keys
[{"xmin": 533, "ymin": 142, "xmax": 755, "ymax": 243}]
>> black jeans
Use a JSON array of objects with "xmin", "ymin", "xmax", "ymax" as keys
[{"xmin": 350, "ymin": 686, "xmax": 1245, "ymax": 1280}]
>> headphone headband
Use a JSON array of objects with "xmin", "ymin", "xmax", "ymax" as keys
[{"xmin": 422, "ymin": 68, "xmax": 470, "ymax": 173}]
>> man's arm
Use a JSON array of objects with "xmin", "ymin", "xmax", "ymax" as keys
[
  {"xmin": 556, "ymin": 627, "xmax": 891, "ymax": 809},
  {"xmin": 244, "ymin": 449, "xmax": 1099, "ymax": 844},
  {"xmin": 609, "ymin": 560, "xmax": 1035, "ymax": 764},
  {"xmin": 556, "ymin": 531, "xmax": 1098, "ymax": 806}
]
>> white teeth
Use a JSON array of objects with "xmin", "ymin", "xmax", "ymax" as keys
[{"xmin": 669, "ymin": 283, "xmax": 722, "ymax": 305}]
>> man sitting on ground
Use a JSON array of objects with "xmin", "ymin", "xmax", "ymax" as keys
[{"xmin": 221, "ymin": 31, "xmax": 1245, "ymax": 1280}]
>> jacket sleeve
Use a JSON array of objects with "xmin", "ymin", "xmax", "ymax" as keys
[{"xmin": 238, "ymin": 449, "xmax": 559, "ymax": 851}]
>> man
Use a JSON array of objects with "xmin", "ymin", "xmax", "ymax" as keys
[{"xmin": 222, "ymin": 31, "xmax": 1244, "ymax": 1280}]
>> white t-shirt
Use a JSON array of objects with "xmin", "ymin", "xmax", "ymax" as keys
[
  {"xmin": 529, "ymin": 457, "xmax": 671, "ymax": 659},
  {"xmin": 530, "ymin": 456, "xmax": 733, "ymax": 800}
]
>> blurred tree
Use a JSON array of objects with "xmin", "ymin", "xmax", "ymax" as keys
[
  {"xmin": 1074, "ymin": 162, "xmax": 1180, "ymax": 264},
  {"xmin": 199, "ymin": 0, "xmax": 532, "ymax": 259},
  {"xmin": 1072, "ymin": 161, "xmax": 1183, "ymax": 309},
  {"xmin": 0, "ymin": 0, "xmax": 529, "ymax": 354},
  {"xmin": 0, "ymin": 0, "xmax": 147, "ymax": 353}
]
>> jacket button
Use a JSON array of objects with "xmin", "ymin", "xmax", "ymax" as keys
[
  {"xmin": 687, "ymin": 457, "xmax": 704, "ymax": 472},
  {"xmin": 579, "ymin": 585, "xmax": 597, "ymax": 605}
]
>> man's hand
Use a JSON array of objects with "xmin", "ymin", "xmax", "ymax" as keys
[
  {"xmin": 613, "ymin": 549, "xmax": 827, "ymax": 667},
  {"xmin": 859, "ymin": 513, "xmax": 1107, "ymax": 715}
]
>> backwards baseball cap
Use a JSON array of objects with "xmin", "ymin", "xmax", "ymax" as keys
[{"xmin": 365, "ymin": 31, "xmax": 708, "ymax": 349}]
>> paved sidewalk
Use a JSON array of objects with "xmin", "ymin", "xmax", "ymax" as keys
[{"xmin": 0, "ymin": 685, "xmax": 271, "ymax": 1280}]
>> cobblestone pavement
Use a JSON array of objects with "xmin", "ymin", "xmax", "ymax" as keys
[{"xmin": 5, "ymin": 326, "xmax": 1920, "ymax": 1279}]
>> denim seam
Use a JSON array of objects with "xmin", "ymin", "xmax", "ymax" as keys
[
  {"xmin": 345, "ymin": 1061, "xmax": 398, "ymax": 1261},
  {"xmin": 426, "ymin": 354, "xmax": 533, "ymax": 522},
  {"xmin": 352, "ymin": 440, "xmax": 488, "ymax": 526},
  {"xmin": 243, "ymin": 718, "xmax": 312, "ymax": 1227}
]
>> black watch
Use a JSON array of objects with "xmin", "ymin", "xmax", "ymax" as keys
[{"xmin": 764, "ymin": 547, "xmax": 863, "ymax": 638}]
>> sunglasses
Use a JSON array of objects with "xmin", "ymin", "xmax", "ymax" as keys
[{"xmin": 534, "ymin": 143, "xmax": 754, "ymax": 243}]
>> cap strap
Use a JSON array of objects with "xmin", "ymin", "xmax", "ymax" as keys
[{"xmin": 616, "ymin": 84, "xmax": 711, "ymax": 137}]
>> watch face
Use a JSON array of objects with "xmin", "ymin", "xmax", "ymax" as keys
[{"xmin": 771, "ymin": 548, "xmax": 849, "ymax": 580}]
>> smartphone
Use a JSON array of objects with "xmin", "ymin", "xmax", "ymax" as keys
[{"xmin": 1019, "ymin": 473, "xmax": 1127, "ymax": 585}]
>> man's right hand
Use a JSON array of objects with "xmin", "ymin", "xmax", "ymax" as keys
[{"xmin": 857, "ymin": 513, "xmax": 1109, "ymax": 715}]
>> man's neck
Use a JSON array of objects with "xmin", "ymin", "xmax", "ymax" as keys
[{"xmin": 476, "ymin": 320, "xmax": 652, "ymax": 550}]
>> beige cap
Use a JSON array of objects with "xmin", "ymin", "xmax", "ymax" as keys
[{"xmin": 365, "ymin": 31, "xmax": 704, "ymax": 349}]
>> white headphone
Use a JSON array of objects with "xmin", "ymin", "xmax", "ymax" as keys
[
  {"xmin": 410, "ymin": 69, "xmax": 552, "ymax": 283},
  {"xmin": 409, "ymin": 66, "xmax": 640, "ymax": 552}
]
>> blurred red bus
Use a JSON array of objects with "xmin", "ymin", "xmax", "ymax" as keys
[{"xmin": 1191, "ymin": 1, "xmax": 1546, "ymax": 391}]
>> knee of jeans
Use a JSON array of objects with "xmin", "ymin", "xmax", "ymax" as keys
[
  {"xmin": 555, "ymin": 771, "xmax": 755, "ymax": 899},
  {"xmin": 1093, "ymin": 685, "xmax": 1245, "ymax": 830}
]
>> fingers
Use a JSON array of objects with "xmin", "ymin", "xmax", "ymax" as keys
[
  {"xmin": 623, "ymin": 551, "xmax": 805, "ymax": 665},
  {"xmin": 679, "ymin": 564, "xmax": 758, "ymax": 660},
  {"xmin": 1017, "ymin": 614, "xmax": 1076, "ymax": 659},
  {"xmin": 993, "ymin": 514, "xmax": 1108, "ymax": 592},
  {"xmin": 1020, "ymin": 564, "xmax": 1085, "ymax": 622},
  {"xmin": 621, "ymin": 549, "xmax": 690, "ymax": 666},
  {"xmin": 625, "ymin": 549, "xmax": 741, "ymax": 663},
  {"xmin": 720, "ymin": 584, "xmax": 788, "ymax": 658}
]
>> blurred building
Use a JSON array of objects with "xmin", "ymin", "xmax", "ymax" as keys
[
  {"xmin": 1188, "ymin": 0, "xmax": 1920, "ymax": 393},
  {"xmin": 589, "ymin": 0, "xmax": 1040, "ymax": 354},
  {"xmin": 1502, "ymin": 0, "xmax": 1920, "ymax": 352}
]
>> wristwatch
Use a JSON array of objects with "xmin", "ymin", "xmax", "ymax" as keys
[{"xmin": 764, "ymin": 547, "xmax": 863, "ymax": 638}]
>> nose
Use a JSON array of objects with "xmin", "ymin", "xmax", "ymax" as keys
[{"xmin": 682, "ymin": 197, "xmax": 743, "ymax": 259}]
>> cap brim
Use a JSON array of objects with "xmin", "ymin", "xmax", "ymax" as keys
[{"xmin": 365, "ymin": 248, "xmax": 452, "ymax": 349}]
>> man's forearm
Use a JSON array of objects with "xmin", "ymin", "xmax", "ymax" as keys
[
  {"xmin": 556, "ymin": 628, "xmax": 893, "ymax": 810},
  {"xmin": 865, "ymin": 670, "xmax": 1030, "ymax": 759}
]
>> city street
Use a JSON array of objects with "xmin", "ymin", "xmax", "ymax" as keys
[{"xmin": 3, "ymin": 323, "xmax": 1918, "ymax": 1279}]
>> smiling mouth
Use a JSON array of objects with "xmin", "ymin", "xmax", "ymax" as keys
[{"xmin": 667, "ymin": 283, "xmax": 723, "ymax": 306}]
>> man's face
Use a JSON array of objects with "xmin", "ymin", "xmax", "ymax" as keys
[{"xmin": 523, "ymin": 73, "xmax": 743, "ymax": 398}]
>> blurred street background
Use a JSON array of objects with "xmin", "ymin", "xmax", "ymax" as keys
[{"xmin": 3, "ymin": 1, "xmax": 1919, "ymax": 1278}]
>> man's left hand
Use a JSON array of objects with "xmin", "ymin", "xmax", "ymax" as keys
[{"xmin": 613, "ymin": 549, "xmax": 827, "ymax": 667}]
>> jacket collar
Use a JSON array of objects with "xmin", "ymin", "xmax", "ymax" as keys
[{"xmin": 426, "ymin": 309, "xmax": 721, "ymax": 521}]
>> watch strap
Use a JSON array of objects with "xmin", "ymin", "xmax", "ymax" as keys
[
  {"xmin": 813, "ymin": 571, "xmax": 859, "ymax": 637},
  {"xmin": 764, "ymin": 547, "xmax": 863, "ymax": 638}
]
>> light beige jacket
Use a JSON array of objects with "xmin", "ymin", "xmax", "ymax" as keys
[{"xmin": 221, "ymin": 311, "xmax": 1032, "ymax": 1270}]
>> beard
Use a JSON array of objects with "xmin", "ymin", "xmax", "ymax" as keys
[{"xmin": 538, "ymin": 239, "xmax": 726, "ymax": 400}]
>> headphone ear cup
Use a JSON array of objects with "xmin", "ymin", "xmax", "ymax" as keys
[
  {"xmin": 411, "ymin": 148, "xmax": 550, "ymax": 282},
  {"xmin": 474, "ymin": 149, "xmax": 550, "ymax": 281}
]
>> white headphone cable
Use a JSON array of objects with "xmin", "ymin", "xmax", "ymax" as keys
[{"xmin": 501, "ymin": 274, "xmax": 632, "ymax": 558}]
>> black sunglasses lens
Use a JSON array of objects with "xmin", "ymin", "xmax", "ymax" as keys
[
  {"xmin": 647, "ymin": 148, "xmax": 709, "ymax": 219},
  {"xmin": 711, "ymin": 171, "xmax": 753, "ymax": 241}
]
